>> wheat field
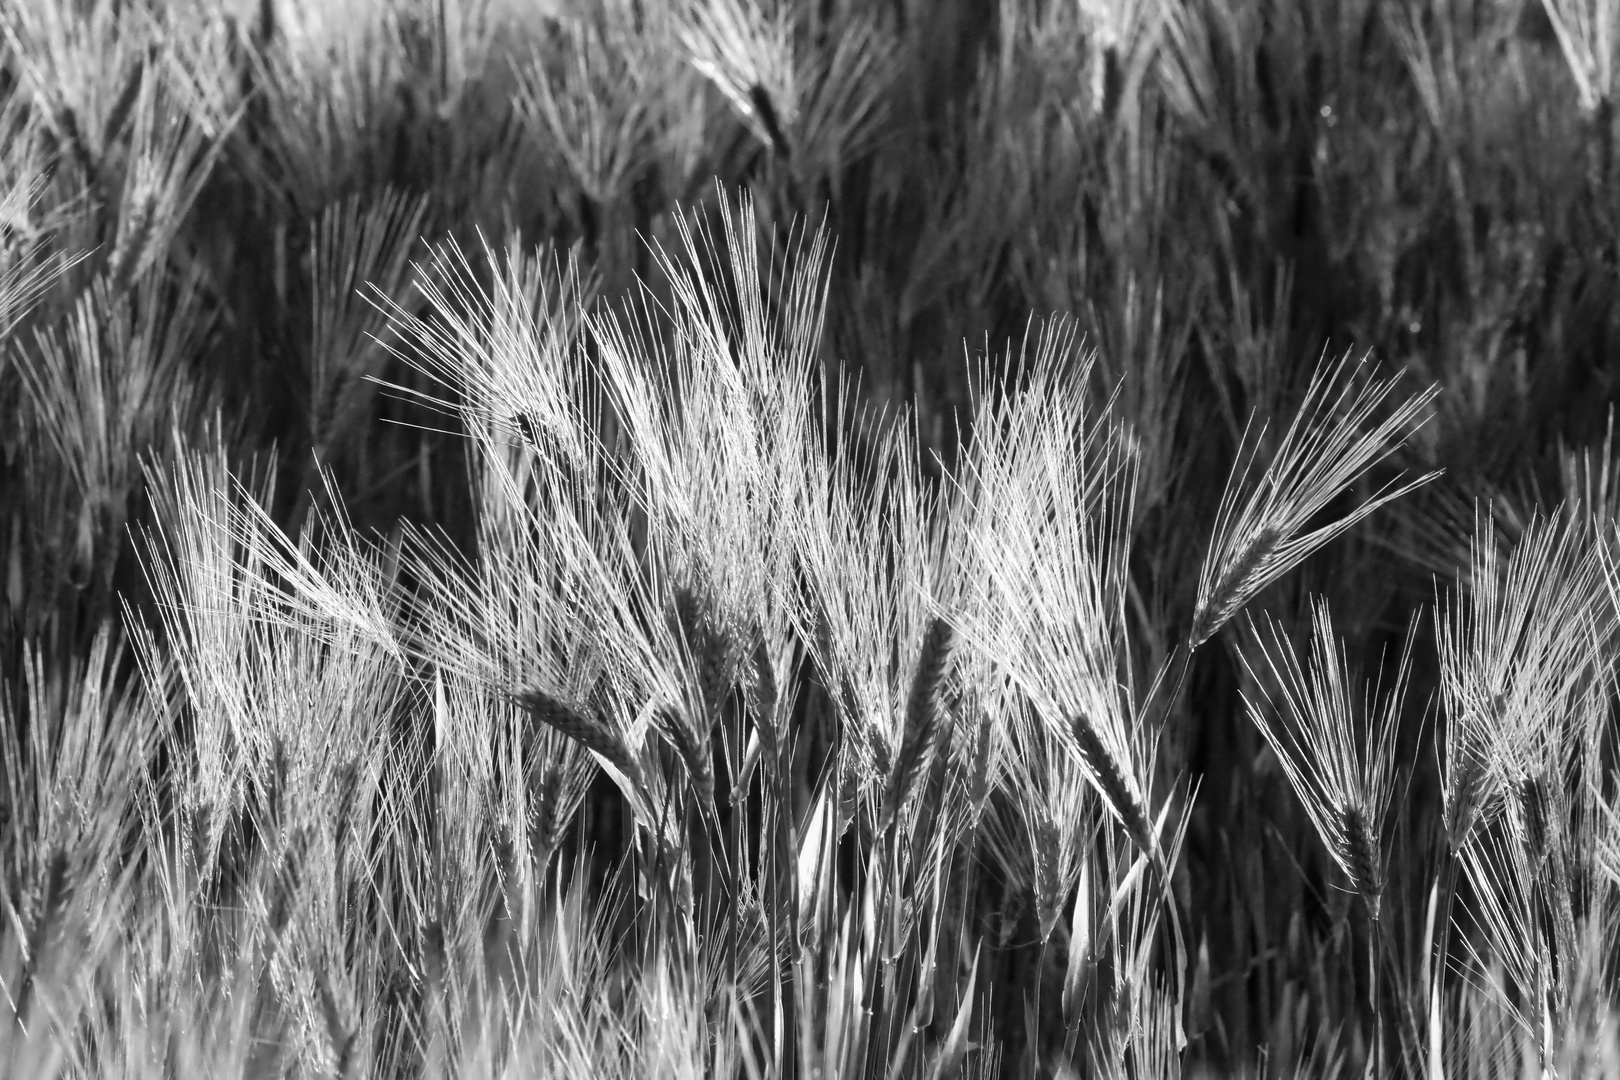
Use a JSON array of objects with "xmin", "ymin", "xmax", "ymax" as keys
[{"xmin": 3, "ymin": 0, "xmax": 1620, "ymax": 1076}]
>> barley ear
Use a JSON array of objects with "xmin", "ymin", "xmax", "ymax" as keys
[
  {"xmin": 516, "ymin": 687, "xmax": 643, "ymax": 793},
  {"xmin": 1441, "ymin": 688, "xmax": 1505, "ymax": 855},
  {"xmin": 673, "ymin": 583, "xmax": 741, "ymax": 730},
  {"xmin": 879, "ymin": 615, "xmax": 953, "ymax": 834},
  {"xmin": 1443, "ymin": 726, "xmax": 1489, "ymax": 855},
  {"xmin": 661, "ymin": 706, "xmax": 717, "ymax": 814},
  {"xmin": 13, "ymin": 849, "xmax": 70, "ymax": 1024},
  {"xmin": 528, "ymin": 760, "xmax": 564, "ymax": 869},
  {"xmin": 1031, "ymin": 813, "xmax": 1065, "ymax": 942},
  {"xmin": 1069, "ymin": 711, "xmax": 1155, "ymax": 860},
  {"xmin": 1339, "ymin": 804, "xmax": 1384, "ymax": 921},
  {"xmin": 1189, "ymin": 526, "xmax": 1281, "ymax": 647}
]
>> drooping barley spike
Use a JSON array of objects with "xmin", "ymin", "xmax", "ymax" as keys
[
  {"xmin": 1069, "ymin": 712, "xmax": 1155, "ymax": 860},
  {"xmin": 1339, "ymin": 804, "xmax": 1383, "ymax": 920},
  {"xmin": 879, "ymin": 616, "xmax": 953, "ymax": 833},
  {"xmin": 517, "ymin": 687, "xmax": 642, "ymax": 791},
  {"xmin": 1191, "ymin": 526, "xmax": 1282, "ymax": 647}
]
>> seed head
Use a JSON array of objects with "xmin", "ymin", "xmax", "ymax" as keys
[{"xmin": 879, "ymin": 616, "xmax": 953, "ymax": 833}]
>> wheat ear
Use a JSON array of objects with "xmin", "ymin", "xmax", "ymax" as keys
[
  {"xmin": 1189, "ymin": 526, "xmax": 1281, "ymax": 648},
  {"xmin": 1339, "ymin": 804, "xmax": 1384, "ymax": 920},
  {"xmin": 528, "ymin": 759, "xmax": 564, "ymax": 868},
  {"xmin": 661, "ymin": 707, "xmax": 717, "ymax": 813},
  {"xmin": 516, "ymin": 688, "xmax": 642, "ymax": 792},
  {"xmin": 1069, "ymin": 711, "xmax": 1155, "ymax": 860},
  {"xmin": 1030, "ymin": 812, "xmax": 1065, "ymax": 942},
  {"xmin": 879, "ymin": 615, "xmax": 953, "ymax": 834},
  {"xmin": 673, "ymin": 583, "xmax": 742, "ymax": 730},
  {"xmin": 1443, "ymin": 714, "xmax": 1491, "ymax": 855}
]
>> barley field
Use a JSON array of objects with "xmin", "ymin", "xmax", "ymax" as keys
[{"xmin": 2, "ymin": 0, "xmax": 1620, "ymax": 1076}]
